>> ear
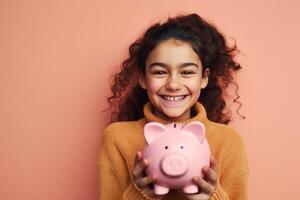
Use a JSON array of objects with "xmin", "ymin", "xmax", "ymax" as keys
[
  {"xmin": 139, "ymin": 75, "xmax": 147, "ymax": 90},
  {"xmin": 144, "ymin": 122, "xmax": 167, "ymax": 144},
  {"xmin": 181, "ymin": 121, "xmax": 205, "ymax": 143},
  {"xmin": 201, "ymin": 68, "xmax": 210, "ymax": 89}
]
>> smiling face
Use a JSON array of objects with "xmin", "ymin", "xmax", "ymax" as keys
[{"xmin": 139, "ymin": 39, "xmax": 210, "ymax": 121}]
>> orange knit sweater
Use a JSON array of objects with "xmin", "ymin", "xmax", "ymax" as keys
[{"xmin": 98, "ymin": 101, "xmax": 249, "ymax": 200}]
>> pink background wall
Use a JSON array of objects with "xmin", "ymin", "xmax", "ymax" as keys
[{"xmin": 1, "ymin": 0, "xmax": 299, "ymax": 199}]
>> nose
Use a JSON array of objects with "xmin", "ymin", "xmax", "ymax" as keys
[
  {"xmin": 161, "ymin": 155, "xmax": 188, "ymax": 177},
  {"xmin": 165, "ymin": 74, "xmax": 182, "ymax": 90}
]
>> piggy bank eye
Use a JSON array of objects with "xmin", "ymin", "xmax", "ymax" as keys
[
  {"xmin": 164, "ymin": 146, "xmax": 168, "ymax": 149},
  {"xmin": 180, "ymin": 145, "xmax": 184, "ymax": 149}
]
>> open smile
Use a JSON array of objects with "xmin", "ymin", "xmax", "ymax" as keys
[
  {"xmin": 159, "ymin": 95, "xmax": 189, "ymax": 107},
  {"xmin": 160, "ymin": 95, "xmax": 188, "ymax": 101}
]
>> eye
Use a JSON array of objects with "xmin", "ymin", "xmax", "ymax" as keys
[
  {"xmin": 165, "ymin": 146, "xmax": 168, "ymax": 149},
  {"xmin": 182, "ymin": 71, "xmax": 195, "ymax": 75},
  {"xmin": 153, "ymin": 71, "xmax": 167, "ymax": 75},
  {"xmin": 180, "ymin": 145, "xmax": 184, "ymax": 149}
]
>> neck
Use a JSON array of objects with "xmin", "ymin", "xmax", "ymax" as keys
[{"xmin": 153, "ymin": 107, "xmax": 191, "ymax": 122}]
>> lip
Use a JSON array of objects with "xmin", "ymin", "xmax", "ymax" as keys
[{"xmin": 159, "ymin": 94, "xmax": 189, "ymax": 97}]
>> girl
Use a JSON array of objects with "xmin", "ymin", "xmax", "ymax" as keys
[{"xmin": 98, "ymin": 13, "xmax": 249, "ymax": 200}]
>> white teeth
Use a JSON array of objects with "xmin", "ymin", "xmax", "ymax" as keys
[{"xmin": 162, "ymin": 95, "xmax": 186, "ymax": 101}]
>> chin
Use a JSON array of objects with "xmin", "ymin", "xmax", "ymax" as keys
[{"xmin": 164, "ymin": 112, "xmax": 185, "ymax": 119}]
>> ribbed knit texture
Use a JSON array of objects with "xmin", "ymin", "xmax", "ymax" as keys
[{"xmin": 98, "ymin": 101, "xmax": 249, "ymax": 200}]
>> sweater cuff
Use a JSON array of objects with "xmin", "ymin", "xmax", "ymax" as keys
[
  {"xmin": 210, "ymin": 184, "xmax": 229, "ymax": 200},
  {"xmin": 122, "ymin": 181, "xmax": 163, "ymax": 200}
]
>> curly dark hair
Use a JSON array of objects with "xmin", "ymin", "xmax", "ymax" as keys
[{"xmin": 104, "ymin": 13, "xmax": 245, "ymax": 125}]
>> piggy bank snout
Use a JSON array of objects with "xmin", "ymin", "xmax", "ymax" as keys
[{"xmin": 160, "ymin": 155, "xmax": 188, "ymax": 177}]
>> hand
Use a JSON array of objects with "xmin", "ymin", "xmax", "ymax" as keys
[
  {"xmin": 184, "ymin": 156, "xmax": 218, "ymax": 200},
  {"xmin": 132, "ymin": 150, "xmax": 162, "ymax": 198}
]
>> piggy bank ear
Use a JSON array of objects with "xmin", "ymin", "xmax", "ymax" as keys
[
  {"xmin": 181, "ymin": 121, "xmax": 205, "ymax": 143},
  {"xmin": 144, "ymin": 122, "xmax": 167, "ymax": 144}
]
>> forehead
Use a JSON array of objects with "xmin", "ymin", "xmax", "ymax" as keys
[{"xmin": 145, "ymin": 39, "xmax": 201, "ymax": 67}]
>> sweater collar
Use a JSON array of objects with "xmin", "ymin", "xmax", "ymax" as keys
[{"xmin": 143, "ymin": 101, "xmax": 210, "ymax": 126}]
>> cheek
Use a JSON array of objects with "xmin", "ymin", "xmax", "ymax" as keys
[
  {"xmin": 187, "ymin": 79, "xmax": 202, "ymax": 94},
  {"xmin": 186, "ymin": 78, "xmax": 201, "ymax": 92},
  {"xmin": 146, "ymin": 78, "xmax": 164, "ymax": 93}
]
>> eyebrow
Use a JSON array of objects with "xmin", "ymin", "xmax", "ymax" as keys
[{"xmin": 148, "ymin": 62, "xmax": 199, "ymax": 69}]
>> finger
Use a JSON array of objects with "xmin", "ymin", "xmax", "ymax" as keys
[
  {"xmin": 210, "ymin": 156, "xmax": 217, "ymax": 172},
  {"xmin": 202, "ymin": 166, "xmax": 217, "ymax": 185},
  {"xmin": 185, "ymin": 192, "xmax": 210, "ymax": 200},
  {"xmin": 193, "ymin": 177, "xmax": 215, "ymax": 194},
  {"xmin": 135, "ymin": 175, "xmax": 155, "ymax": 188},
  {"xmin": 134, "ymin": 151, "xmax": 143, "ymax": 165},
  {"xmin": 132, "ymin": 159, "xmax": 148, "ymax": 179}
]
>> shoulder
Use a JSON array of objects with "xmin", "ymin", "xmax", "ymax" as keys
[
  {"xmin": 207, "ymin": 121, "xmax": 249, "ymax": 172},
  {"xmin": 101, "ymin": 118, "xmax": 147, "ymax": 142},
  {"xmin": 104, "ymin": 118, "xmax": 145, "ymax": 133},
  {"xmin": 100, "ymin": 119, "xmax": 147, "ymax": 157},
  {"xmin": 206, "ymin": 121, "xmax": 246, "ymax": 148}
]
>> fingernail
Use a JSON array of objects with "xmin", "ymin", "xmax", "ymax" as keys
[
  {"xmin": 150, "ymin": 175, "xmax": 156, "ymax": 181},
  {"xmin": 137, "ymin": 151, "xmax": 142, "ymax": 159},
  {"xmin": 143, "ymin": 159, "xmax": 148, "ymax": 165},
  {"xmin": 211, "ymin": 156, "xmax": 216, "ymax": 162}
]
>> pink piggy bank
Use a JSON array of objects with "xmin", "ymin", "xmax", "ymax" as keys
[{"xmin": 142, "ymin": 121, "xmax": 211, "ymax": 195}]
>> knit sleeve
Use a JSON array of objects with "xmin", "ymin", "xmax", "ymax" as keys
[
  {"xmin": 99, "ymin": 164, "xmax": 156, "ymax": 200},
  {"xmin": 212, "ymin": 129, "xmax": 249, "ymax": 200},
  {"xmin": 97, "ymin": 125, "xmax": 160, "ymax": 200}
]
